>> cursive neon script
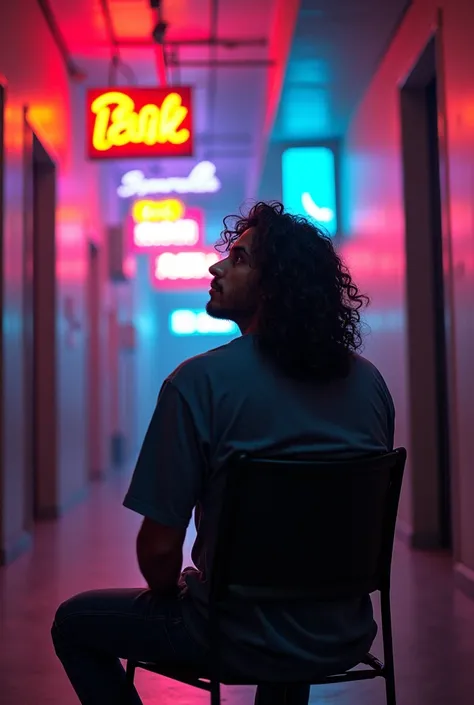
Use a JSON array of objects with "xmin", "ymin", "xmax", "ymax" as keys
[
  {"xmin": 90, "ymin": 91, "xmax": 190, "ymax": 152},
  {"xmin": 117, "ymin": 161, "xmax": 221, "ymax": 198}
]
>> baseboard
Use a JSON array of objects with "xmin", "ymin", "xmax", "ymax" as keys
[
  {"xmin": 37, "ymin": 484, "xmax": 89, "ymax": 520},
  {"xmin": 454, "ymin": 562, "xmax": 474, "ymax": 601},
  {"xmin": 0, "ymin": 529, "xmax": 33, "ymax": 566}
]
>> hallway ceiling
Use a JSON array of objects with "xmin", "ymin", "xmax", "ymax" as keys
[
  {"xmin": 47, "ymin": 0, "xmax": 282, "ymax": 209},
  {"xmin": 273, "ymin": 0, "xmax": 412, "ymax": 141},
  {"xmin": 46, "ymin": 0, "xmax": 412, "ymax": 201}
]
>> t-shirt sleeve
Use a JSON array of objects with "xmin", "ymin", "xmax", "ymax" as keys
[{"xmin": 123, "ymin": 379, "xmax": 206, "ymax": 529}]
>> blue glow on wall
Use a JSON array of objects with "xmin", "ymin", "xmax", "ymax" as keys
[
  {"xmin": 282, "ymin": 147, "xmax": 337, "ymax": 236},
  {"xmin": 170, "ymin": 309, "xmax": 239, "ymax": 336}
]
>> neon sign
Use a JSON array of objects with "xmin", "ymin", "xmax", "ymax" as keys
[
  {"xmin": 170, "ymin": 309, "xmax": 238, "ymax": 336},
  {"xmin": 282, "ymin": 147, "xmax": 337, "ymax": 236},
  {"xmin": 87, "ymin": 87, "xmax": 193, "ymax": 159},
  {"xmin": 150, "ymin": 250, "xmax": 219, "ymax": 290},
  {"xmin": 127, "ymin": 200, "xmax": 203, "ymax": 251},
  {"xmin": 117, "ymin": 161, "xmax": 221, "ymax": 198},
  {"xmin": 133, "ymin": 220, "xmax": 200, "ymax": 249},
  {"xmin": 132, "ymin": 198, "xmax": 184, "ymax": 223}
]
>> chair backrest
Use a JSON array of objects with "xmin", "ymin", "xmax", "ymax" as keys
[{"xmin": 211, "ymin": 448, "xmax": 406, "ymax": 603}]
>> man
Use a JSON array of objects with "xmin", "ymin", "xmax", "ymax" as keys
[{"xmin": 52, "ymin": 202, "xmax": 395, "ymax": 705}]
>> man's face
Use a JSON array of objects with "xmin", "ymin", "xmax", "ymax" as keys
[{"xmin": 206, "ymin": 227, "xmax": 259, "ymax": 332}]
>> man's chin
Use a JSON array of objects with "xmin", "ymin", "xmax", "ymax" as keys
[{"xmin": 206, "ymin": 301, "xmax": 234, "ymax": 322}]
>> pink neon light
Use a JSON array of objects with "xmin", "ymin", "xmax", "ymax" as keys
[
  {"xmin": 127, "ymin": 207, "xmax": 204, "ymax": 252},
  {"xmin": 149, "ymin": 248, "xmax": 219, "ymax": 290}
]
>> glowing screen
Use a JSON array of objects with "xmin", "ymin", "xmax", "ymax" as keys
[{"xmin": 282, "ymin": 147, "xmax": 337, "ymax": 236}]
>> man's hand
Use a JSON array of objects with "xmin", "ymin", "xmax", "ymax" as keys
[{"xmin": 136, "ymin": 517, "xmax": 186, "ymax": 595}]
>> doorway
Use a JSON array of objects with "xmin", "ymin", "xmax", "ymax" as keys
[
  {"xmin": 400, "ymin": 36, "xmax": 453, "ymax": 549},
  {"xmin": 23, "ymin": 121, "xmax": 57, "ymax": 522},
  {"xmin": 87, "ymin": 240, "xmax": 105, "ymax": 479}
]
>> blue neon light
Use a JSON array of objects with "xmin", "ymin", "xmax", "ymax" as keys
[
  {"xmin": 170, "ymin": 309, "xmax": 239, "ymax": 336},
  {"xmin": 281, "ymin": 147, "xmax": 337, "ymax": 236}
]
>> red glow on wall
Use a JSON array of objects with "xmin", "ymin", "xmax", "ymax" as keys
[{"xmin": 86, "ymin": 87, "xmax": 193, "ymax": 159}]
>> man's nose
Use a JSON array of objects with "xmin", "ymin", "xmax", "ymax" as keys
[{"xmin": 209, "ymin": 259, "xmax": 225, "ymax": 277}]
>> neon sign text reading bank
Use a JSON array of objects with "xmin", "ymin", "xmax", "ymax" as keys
[{"xmin": 87, "ymin": 87, "xmax": 193, "ymax": 159}]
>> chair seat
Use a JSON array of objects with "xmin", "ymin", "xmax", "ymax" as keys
[{"xmin": 131, "ymin": 652, "xmax": 384, "ymax": 688}]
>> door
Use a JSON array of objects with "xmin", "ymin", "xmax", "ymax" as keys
[
  {"xmin": 23, "ymin": 122, "xmax": 57, "ymax": 521},
  {"xmin": 87, "ymin": 241, "xmax": 103, "ymax": 479},
  {"xmin": 400, "ymin": 36, "xmax": 453, "ymax": 549}
]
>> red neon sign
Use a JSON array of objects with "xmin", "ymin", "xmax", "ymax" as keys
[
  {"xmin": 86, "ymin": 87, "xmax": 194, "ymax": 159},
  {"xmin": 149, "ymin": 248, "xmax": 219, "ymax": 291}
]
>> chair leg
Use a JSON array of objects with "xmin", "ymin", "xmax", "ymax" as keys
[
  {"xmin": 210, "ymin": 681, "xmax": 221, "ymax": 705},
  {"xmin": 380, "ymin": 590, "xmax": 396, "ymax": 705},
  {"xmin": 385, "ymin": 668, "xmax": 396, "ymax": 705},
  {"xmin": 126, "ymin": 661, "xmax": 136, "ymax": 685}
]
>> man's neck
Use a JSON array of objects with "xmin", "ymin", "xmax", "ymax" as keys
[{"xmin": 238, "ymin": 317, "xmax": 258, "ymax": 336}]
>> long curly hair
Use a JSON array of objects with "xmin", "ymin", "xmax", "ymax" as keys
[{"xmin": 216, "ymin": 201, "xmax": 369, "ymax": 381}]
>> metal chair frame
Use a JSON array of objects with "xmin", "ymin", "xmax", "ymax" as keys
[{"xmin": 126, "ymin": 448, "xmax": 406, "ymax": 705}]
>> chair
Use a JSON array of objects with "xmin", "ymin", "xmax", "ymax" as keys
[{"xmin": 126, "ymin": 448, "xmax": 406, "ymax": 705}]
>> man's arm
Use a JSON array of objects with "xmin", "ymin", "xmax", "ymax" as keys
[
  {"xmin": 123, "ymin": 378, "xmax": 207, "ymax": 594},
  {"xmin": 136, "ymin": 517, "xmax": 185, "ymax": 595}
]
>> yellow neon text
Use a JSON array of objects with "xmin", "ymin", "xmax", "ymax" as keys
[
  {"xmin": 90, "ymin": 91, "xmax": 190, "ymax": 152},
  {"xmin": 132, "ymin": 198, "xmax": 184, "ymax": 223}
]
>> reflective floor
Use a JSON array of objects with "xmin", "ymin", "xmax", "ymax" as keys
[{"xmin": 1, "ymin": 470, "xmax": 474, "ymax": 705}]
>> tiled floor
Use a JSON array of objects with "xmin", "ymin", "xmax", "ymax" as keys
[{"xmin": 1, "ymin": 469, "xmax": 474, "ymax": 705}]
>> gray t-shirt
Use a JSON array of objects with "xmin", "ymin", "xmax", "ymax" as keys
[{"xmin": 124, "ymin": 334, "xmax": 395, "ymax": 680}]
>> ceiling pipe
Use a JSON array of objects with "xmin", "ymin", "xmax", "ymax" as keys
[
  {"xmin": 98, "ymin": 0, "xmax": 119, "ymax": 51},
  {"xmin": 169, "ymin": 59, "xmax": 274, "ymax": 68},
  {"xmin": 36, "ymin": 0, "xmax": 86, "ymax": 81},
  {"xmin": 150, "ymin": 2, "xmax": 168, "ymax": 85},
  {"xmin": 98, "ymin": 0, "xmax": 136, "ymax": 84},
  {"xmin": 118, "ymin": 37, "xmax": 267, "ymax": 48},
  {"xmin": 207, "ymin": 0, "xmax": 219, "ymax": 144}
]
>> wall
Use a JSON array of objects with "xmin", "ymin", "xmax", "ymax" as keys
[
  {"xmin": 0, "ymin": 2, "xmax": 102, "ymax": 562},
  {"xmin": 344, "ymin": 0, "xmax": 474, "ymax": 593}
]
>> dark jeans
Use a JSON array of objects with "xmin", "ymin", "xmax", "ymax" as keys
[{"xmin": 52, "ymin": 588, "xmax": 311, "ymax": 705}]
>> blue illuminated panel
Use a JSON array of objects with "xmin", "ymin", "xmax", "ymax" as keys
[
  {"xmin": 170, "ymin": 309, "xmax": 239, "ymax": 336},
  {"xmin": 282, "ymin": 147, "xmax": 337, "ymax": 236}
]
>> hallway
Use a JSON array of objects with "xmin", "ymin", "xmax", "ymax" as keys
[{"xmin": 1, "ymin": 469, "xmax": 473, "ymax": 705}]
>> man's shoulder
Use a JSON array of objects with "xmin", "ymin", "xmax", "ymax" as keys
[
  {"xmin": 167, "ymin": 335, "xmax": 250, "ymax": 388},
  {"xmin": 352, "ymin": 354, "xmax": 394, "ymax": 413}
]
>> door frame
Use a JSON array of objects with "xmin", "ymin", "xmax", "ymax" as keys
[
  {"xmin": 399, "ymin": 18, "xmax": 459, "ymax": 554},
  {"xmin": 23, "ymin": 115, "xmax": 58, "ymax": 520}
]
